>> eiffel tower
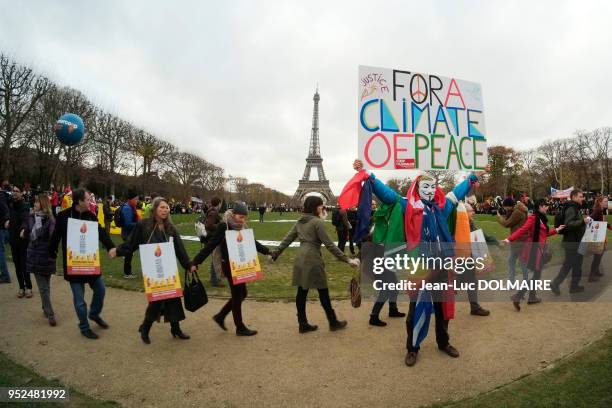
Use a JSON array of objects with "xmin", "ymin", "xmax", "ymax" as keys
[{"xmin": 292, "ymin": 89, "xmax": 336, "ymax": 204}]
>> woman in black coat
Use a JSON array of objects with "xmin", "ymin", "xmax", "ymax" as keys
[
  {"xmin": 9, "ymin": 187, "xmax": 32, "ymax": 298},
  {"xmin": 23, "ymin": 194, "xmax": 57, "ymax": 326},
  {"xmin": 192, "ymin": 202, "xmax": 270, "ymax": 336},
  {"xmin": 111, "ymin": 197, "xmax": 196, "ymax": 344}
]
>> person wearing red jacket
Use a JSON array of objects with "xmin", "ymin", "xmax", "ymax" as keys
[{"xmin": 503, "ymin": 199, "xmax": 565, "ymax": 310}]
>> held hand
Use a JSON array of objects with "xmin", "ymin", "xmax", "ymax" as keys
[
  {"xmin": 348, "ymin": 258, "xmax": 360, "ymax": 268},
  {"xmin": 189, "ymin": 265, "xmax": 197, "ymax": 273},
  {"xmin": 353, "ymin": 159, "xmax": 363, "ymax": 172},
  {"xmin": 584, "ymin": 216, "xmax": 592, "ymax": 224},
  {"xmin": 270, "ymin": 250, "xmax": 280, "ymax": 262},
  {"xmin": 108, "ymin": 248, "xmax": 117, "ymax": 259},
  {"xmin": 501, "ymin": 239, "xmax": 510, "ymax": 246},
  {"xmin": 19, "ymin": 229, "xmax": 25, "ymax": 239},
  {"xmin": 556, "ymin": 225, "xmax": 566, "ymax": 233},
  {"xmin": 4, "ymin": 220, "xmax": 9, "ymax": 229}
]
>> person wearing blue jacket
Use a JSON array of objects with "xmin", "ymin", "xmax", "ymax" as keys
[
  {"xmin": 120, "ymin": 191, "xmax": 140, "ymax": 279},
  {"xmin": 352, "ymin": 159, "xmax": 480, "ymax": 367}
]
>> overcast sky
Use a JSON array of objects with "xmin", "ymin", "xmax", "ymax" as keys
[{"xmin": 1, "ymin": 0, "xmax": 611, "ymax": 195}]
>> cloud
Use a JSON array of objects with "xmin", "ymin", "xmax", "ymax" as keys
[{"xmin": 1, "ymin": 0, "xmax": 611, "ymax": 195}]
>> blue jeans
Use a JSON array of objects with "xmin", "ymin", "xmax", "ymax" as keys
[
  {"xmin": 69, "ymin": 276, "xmax": 106, "ymax": 332},
  {"xmin": 508, "ymin": 248, "xmax": 529, "ymax": 282},
  {"xmin": 0, "ymin": 230, "xmax": 10, "ymax": 282}
]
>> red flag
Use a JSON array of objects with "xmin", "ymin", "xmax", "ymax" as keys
[{"xmin": 338, "ymin": 171, "xmax": 370, "ymax": 210}]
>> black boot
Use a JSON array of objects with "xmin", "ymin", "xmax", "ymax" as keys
[
  {"xmin": 170, "ymin": 322, "xmax": 190, "ymax": 340},
  {"xmin": 388, "ymin": 302, "xmax": 406, "ymax": 318},
  {"xmin": 139, "ymin": 320, "xmax": 153, "ymax": 344},
  {"xmin": 297, "ymin": 313, "xmax": 318, "ymax": 334},
  {"xmin": 236, "ymin": 324, "xmax": 258, "ymax": 336},
  {"xmin": 369, "ymin": 315, "xmax": 387, "ymax": 327},
  {"xmin": 326, "ymin": 309, "xmax": 347, "ymax": 331}
]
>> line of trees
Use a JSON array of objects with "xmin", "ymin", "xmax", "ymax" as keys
[
  {"xmin": 385, "ymin": 130, "xmax": 611, "ymax": 200},
  {"xmin": 0, "ymin": 53, "xmax": 290, "ymax": 204}
]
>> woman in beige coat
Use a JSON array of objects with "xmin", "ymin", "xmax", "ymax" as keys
[{"xmin": 272, "ymin": 196, "xmax": 360, "ymax": 333}]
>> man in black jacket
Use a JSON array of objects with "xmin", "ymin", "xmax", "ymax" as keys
[
  {"xmin": 551, "ymin": 189, "xmax": 588, "ymax": 295},
  {"xmin": 49, "ymin": 189, "xmax": 116, "ymax": 339}
]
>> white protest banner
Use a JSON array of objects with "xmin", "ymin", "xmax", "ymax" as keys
[
  {"xmin": 139, "ymin": 242, "xmax": 182, "ymax": 302},
  {"xmin": 66, "ymin": 218, "xmax": 101, "ymax": 276},
  {"xmin": 358, "ymin": 65, "xmax": 487, "ymax": 171},
  {"xmin": 225, "ymin": 229, "xmax": 263, "ymax": 285}
]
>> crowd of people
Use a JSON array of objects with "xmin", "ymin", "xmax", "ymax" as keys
[{"xmin": 0, "ymin": 171, "xmax": 609, "ymax": 368}]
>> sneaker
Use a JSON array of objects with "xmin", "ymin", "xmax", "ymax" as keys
[
  {"xmin": 81, "ymin": 329, "xmax": 99, "ymax": 339},
  {"xmin": 25, "ymin": 289, "xmax": 33, "ymax": 298},
  {"xmin": 17, "ymin": 289, "xmax": 25, "ymax": 298}
]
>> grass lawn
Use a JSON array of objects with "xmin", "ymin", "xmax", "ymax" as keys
[
  {"xmin": 0, "ymin": 351, "xmax": 119, "ymax": 407},
  {"xmin": 42, "ymin": 211, "xmax": 612, "ymax": 301},
  {"xmin": 427, "ymin": 329, "xmax": 612, "ymax": 408}
]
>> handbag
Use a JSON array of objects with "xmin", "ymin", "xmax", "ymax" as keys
[
  {"xmin": 541, "ymin": 244, "xmax": 553, "ymax": 265},
  {"xmin": 183, "ymin": 270, "xmax": 208, "ymax": 312}
]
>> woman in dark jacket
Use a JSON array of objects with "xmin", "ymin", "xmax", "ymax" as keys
[
  {"xmin": 9, "ymin": 187, "xmax": 32, "ymax": 298},
  {"xmin": 503, "ymin": 199, "xmax": 565, "ymax": 310},
  {"xmin": 192, "ymin": 202, "xmax": 271, "ymax": 336},
  {"xmin": 24, "ymin": 194, "xmax": 57, "ymax": 326},
  {"xmin": 588, "ymin": 196, "xmax": 612, "ymax": 282},
  {"xmin": 111, "ymin": 197, "xmax": 196, "ymax": 344}
]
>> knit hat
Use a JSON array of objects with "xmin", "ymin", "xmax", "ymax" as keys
[
  {"xmin": 127, "ymin": 190, "xmax": 138, "ymax": 200},
  {"xmin": 502, "ymin": 197, "xmax": 515, "ymax": 207},
  {"xmin": 233, "ymin": 201, "xmax": 248, "ymax": 216}
]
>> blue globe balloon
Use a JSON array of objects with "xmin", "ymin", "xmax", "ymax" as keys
[{"xmin": 54, "ymin": 113, "xmax": 85, "ymax": 146}]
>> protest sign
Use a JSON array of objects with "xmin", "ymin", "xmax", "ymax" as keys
[
  {"xmin": 358, "ymin": 65, "xmax": 487, "ymax": 171},
  {"xmin": 66, "ymin": 218, "xmax": 101, "ymax": 276},
  {"xmin": 225, "ymin": 229, "xmax": 263, "ymax": 285},
  {"xmin": 579, "ymin": 221, "xmax": 608, "ymax": 255},
  {"xmin": 139, "ymin": 241, "xmax": 183, "ymax": 302}
]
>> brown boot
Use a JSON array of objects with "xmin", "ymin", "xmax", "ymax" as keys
[{"xmin": 405, "ymin": 351, "xmax": 418, "ymax": 367}]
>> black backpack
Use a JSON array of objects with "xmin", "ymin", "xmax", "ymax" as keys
[
  {"xmin": 113, "ymin": 204, "xmax": 126, "ymax": 228},
  {"xmin": 554, "ymin": 203, "xmax": 567, "ymax": 234}
]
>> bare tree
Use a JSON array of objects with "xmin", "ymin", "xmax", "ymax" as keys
[
  {"xmin": 127, "ymin": 129, "xmax": 173, "ymax": 193},
  {"xmin": 0, "ymin": 53, "xmax": 50, "ymax": 180},
  {"xmin": 520, "ymin": 148, "xmax": 537, "ymax": 198},
  {"xmin": 90, "ymin": 111, "xmax": 130, "ymax": 195},
  {"xmin": 586, "ymin": 127, "xmax": 612, "ymax": 194}
]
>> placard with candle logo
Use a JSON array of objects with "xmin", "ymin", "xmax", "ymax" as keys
[
  {"xmin": 66, "ymin": 218, "xmax": 101, "ymax": 276},
  {"xmin": 139, "ymin": 242, "xmax": 183, "ymax": 302},
  {"xmin": 225, "ymin": 229, "xmax": 263, "ymax": 285}
]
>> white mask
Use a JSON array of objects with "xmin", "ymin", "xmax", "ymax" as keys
[{"xmin": 418, "ymin": 180, "xmax": 436, "ymax": 201}]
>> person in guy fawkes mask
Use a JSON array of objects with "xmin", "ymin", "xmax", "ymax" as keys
[{"xmin": 348, "ymin": 160, "xmax": 481, "ymax": 368}]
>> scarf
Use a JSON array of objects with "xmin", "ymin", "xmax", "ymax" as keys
[
  {"xmin": 223, "ymin": 210, "xmax": 246, "ymax": 231},
  {"xmin": 404, "ymin": 176, "xmax": 447, "ymax": 250}
]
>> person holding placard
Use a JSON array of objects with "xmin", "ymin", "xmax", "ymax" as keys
[
  {"xmin": 587, "ymin": 196, "xmax": 611, "ymax": 282},
  {"xmin": 49, "ymin": 189, "xmax": 116, "ymax": 339},
  {"xmin": 23, "ymin": 194, "xmax": 57, "ymax": 326},
  {"xmin": 110, "ymin": 197, "xmax": 196, "ymax": 344},
  {"xmin": 192, "ymin": 202, "xmax": 271, "ymax": 337},
  {"xmin": 503, "ymin": 199, "xmax": 565, "ymax": 310},
  {"xmin": 271, "ymin": 196, "xmax": 360, "ymax": 333}
]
